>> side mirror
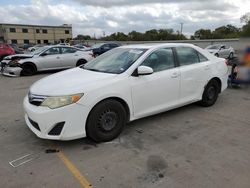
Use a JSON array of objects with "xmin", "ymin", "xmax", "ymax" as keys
[{"xmin": 137, "ymin": 66, "xmax": 153, "ymax": 76}]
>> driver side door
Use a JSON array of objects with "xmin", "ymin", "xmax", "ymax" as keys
[
  {"xmin": 38, "ymin": 47, "xmax": 62, "ymax": 70},
  {"xmin": 130, "ymin": 48, "xmax": 180, "ymax": 119}
]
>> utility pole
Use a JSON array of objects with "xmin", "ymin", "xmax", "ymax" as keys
[{"xmin": 180, "ymin": 23, "xmax": 184, "ymax": 36}]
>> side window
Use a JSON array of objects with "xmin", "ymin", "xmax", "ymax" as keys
[
  {"xmin": 61, "ymin": 47, "xmax": 76, "ymax": 54},
  {"xmin": 110, "ymin": 44, "xmax": 118, "ymax": 48},
  {"xmin": 175, "ymin": 47, "xmax": 199, "ymax": 66},
  {"xmin": 43, "ymin": 47, "xmax": 60, "ymax": 56},
  {"xmin": 197, "ymin": 52, "xmax": 208, "ymax": 62},
  {"xmin": 102, "ymin": 44, "xmax": 110, "ymax": 50},
  {"xmin": 141, "ymin": 48, "xmax": 175, "ymax": 72}
]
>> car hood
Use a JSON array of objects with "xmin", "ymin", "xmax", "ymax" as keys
[
  {"xmin": 4, "ymin": 54, "xmax": 33, "ymax": 60},
  {"xmin": 30, "ymin": 68, "xmax": 118, "ymax": 96}
]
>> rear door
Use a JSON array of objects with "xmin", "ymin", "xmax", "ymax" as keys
[
  {"xmin": 130, "ymin": 48, "xmax": 180, "ymax": 118},
  {"xmin": 60, "ymin": 47, "xmax": 79, "ymax": 68},
  {"xmin": 175, "ymin": 47, "xmax": 211, "ymax": 104}
]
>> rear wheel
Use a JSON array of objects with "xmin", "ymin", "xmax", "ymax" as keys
[
  {"xmin": 86, "ymin": 100, "xmax": 127, "ymax": 142},
  {"xmin": 199, "ymin": 80, "xmax": 220, "ymax": 107},
  {"xmin": 76, "ymin": 59, "xmax": 87, "ymax": 67},
  {"xmin": 21, "ymin": 63, "xmax": 36, "ymax": 76}
]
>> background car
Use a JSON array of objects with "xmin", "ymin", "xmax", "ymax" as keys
[
  {"xmin": 91, "ymin": 42, "xmax": 120, "ymax": 56},
  {"xmin": 28, "ymin": 44, "xmax": 44, "ymax": 52},
  {"xmin": 23, "ymin": 43, "xmax": 34, "ymax": 50},
  {"xmin": 57, "ymin": 43, "xmax": 70, "ymax": 46},
  {"xmin": 73, "ymin": 44, "xmax": 90, "ymax": 50},
  {"xmin": 205, "ymin": 44, "xmax": 235, "ymax": 59},
  {"xmin": 9, "ymin": 44, "xmax": 24, "ymax": 54},
  {"xmin": 3, "ymin": 46, "xmax": 94, "ymax": 76},
  {"xmin": 0, "ymin": 43, "xmax": 15, "ymax": 61}
]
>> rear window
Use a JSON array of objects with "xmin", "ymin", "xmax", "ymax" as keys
[
  {"xmin": 176, "ymin": 47, "xmax": 200, "ymax": 66},
  {"xmin": 176, "ymin": 47, "xmax": 208, "ymax": 65}
]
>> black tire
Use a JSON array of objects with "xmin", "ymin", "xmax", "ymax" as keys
[
  {"xmin": 21, "ymin": 63, "xmax": 36, "ymax": 76},
  {"xmin": 86, "ymin": 100, "xmax": 127, "ymax": 142},
  {"xmin": 229, "ymin": 52, "xmax": 234, "ymax": 59},
  {"xmin": 199, "ymin": 80, "xmax": 220, "ymax": 107},
  {"xmin": 215, "ymin": 53, "xmax": 219, "ymax": 57},
  {"xmin": 76, "ymin": 59, "xmax": 87, "ymax": 67},
  {"xmin": 0, "ymin": 55, "xmax": 8, "ymax": 61}
]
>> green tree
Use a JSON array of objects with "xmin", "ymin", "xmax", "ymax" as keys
[
  {"xmin": 74, "ymin": 34, "xmax": 91, "ymax": 40},
  {"xmin": 213, "ymin": 25, "xmax": 240, "ymax": 38},
  {"xmin": 241, "ymin": 13, "xmax": 250, "ymax": 37},
  {"xmin": 194, "ymin": 29, "xmax": 213, "ymax": 39}
]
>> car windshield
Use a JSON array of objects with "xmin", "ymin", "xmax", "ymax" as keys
[
  {"xmin": 83, "ymin": 48, "xmax": 147, "ymax": 74},
  {"xmin": 32, "ymin": 46, "xmax": 50, "ymax": 55},
  {"xmin": 206, "ymin": 45, "xmax": 221, "ymax": 49}
]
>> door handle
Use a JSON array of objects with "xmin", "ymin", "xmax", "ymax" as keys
[
  {"xmin": 171, "ymin": 72, "xmax": 179, "ymax": 78},
  {"xmin": 204, "ymin": 65, "xmax": 210, "ymax": 70}
]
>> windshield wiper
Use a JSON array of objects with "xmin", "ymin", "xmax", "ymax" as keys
[{"xmin": 84, "ymin": 68, "xmax": 101, "ymax": 72}]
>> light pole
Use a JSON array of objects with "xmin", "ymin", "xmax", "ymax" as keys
[{"xmin": 180, "ymin": 23, "xmax": 184, "ymax": 36}]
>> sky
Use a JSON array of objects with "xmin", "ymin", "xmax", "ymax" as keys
[{"xmin": 0, "ymin": 0, "xmax": 249, "ymax": 38}]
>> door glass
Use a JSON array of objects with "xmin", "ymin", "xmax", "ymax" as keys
[
  {"xmin": 197, "ymin": 52, "xmax": 208, "ymax": 62},
  {"xmin": 176, "ymin": 47, "xmax": 200, "ymax": 66},
  {"xmin": 102, "ymin": 44, "xmax": 110, "ymax": 50},
  {"xmin": 141, "ymin": 48, "xmax": 175, "ymax": 72},
  {"xmin": 61, "ymin": 47, "xmax": 77, "ymax": 54},
  {"xmin": 43, "ymin": 47, "xmax": 60, "ymax": 56}
]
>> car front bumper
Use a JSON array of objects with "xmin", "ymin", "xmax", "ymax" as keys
[{"xmin": 23, "ymin": 96, "xmax": 90, "ymax": 140}]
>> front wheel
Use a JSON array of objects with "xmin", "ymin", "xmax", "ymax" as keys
[
  {"xmin": 21, "ymin": 64, "xmax": 36, "ymax": 76},
  {"xmin": 199, "ymin": 80, "xmax": 220, "ymax": 107},
  {"xmin": 86, "ymin": 100, "xmax": 127, "ymax": 142}
]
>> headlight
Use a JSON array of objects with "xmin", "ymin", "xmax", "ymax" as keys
[{"xmin": 41, "ymin": 93, "xmax": 83, "ymax": 109}]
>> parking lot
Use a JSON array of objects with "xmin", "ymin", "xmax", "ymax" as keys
[{"xmin": 0, "ymin": 73, "xmax": 250, "ymax": 188}]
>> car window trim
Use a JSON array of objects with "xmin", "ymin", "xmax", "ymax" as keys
[
  {"xmin": 173, "ymin": 47, "xmax": 204, "ymax": 67},
  {"xmin": 42, "ymin": 47, "xmax": 61, "ymax": 56},
  {"xmin": 132, "ymin": 47, "xmax": 178, "ymax": 76}
]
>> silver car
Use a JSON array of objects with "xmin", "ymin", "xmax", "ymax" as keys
[
  {"xmin": 2, "ymin": 46, "xmax": 94, "ymax": 76},
  {"xmin": 205, "ymin": 44, "xmax": 235, "ymax": 59}
]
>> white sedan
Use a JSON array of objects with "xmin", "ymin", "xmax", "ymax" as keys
[
  {"xmin": 205, "ymin": 44, "xmax": 235, "ymax": 59},
  {"xmin": 23, "ymin": 43, "xmax": 228, "ymax": 142},
  {"xmin": 2, "ymin": 46, "xmax": 94, "ymax": 76}
]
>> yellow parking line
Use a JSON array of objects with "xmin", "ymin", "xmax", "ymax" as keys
[{"xmin": 57, "ymin": 150, "xmax": 92, "ymax": 188}]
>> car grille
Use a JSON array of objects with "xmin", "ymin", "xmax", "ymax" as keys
[{"xmin": 28, "ymin": 92, "xmax": 47, "ymax": 106}]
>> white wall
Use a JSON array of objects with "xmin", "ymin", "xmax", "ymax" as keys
[{"xmin": 85, "ymin": 38, "xmax": 250, "ymax": 52}]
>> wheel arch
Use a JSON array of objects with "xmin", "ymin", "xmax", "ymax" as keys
[
  {"xmin": 21, "ymin": 61, "xmax": 37, "ymax": 71},
  {"xmin": 76, "ymin": 59, "xmax": 87, "ymax": 66},
  {"xmin": 86, "ymin": 96, "xmax": 131, "ymax": 125},
  {"xmin": 207, "ymin": 77, "xmax": 222, "ymax": 93}
]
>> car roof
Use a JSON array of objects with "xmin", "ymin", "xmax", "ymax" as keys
[{"xmin": 120, "ymin": 43, "xmax": 197, "ymax": 49}]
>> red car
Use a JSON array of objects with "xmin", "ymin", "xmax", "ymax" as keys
[{"xmin": 0, "ymin": 44, "xmax": 15, "ymax": 60}]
